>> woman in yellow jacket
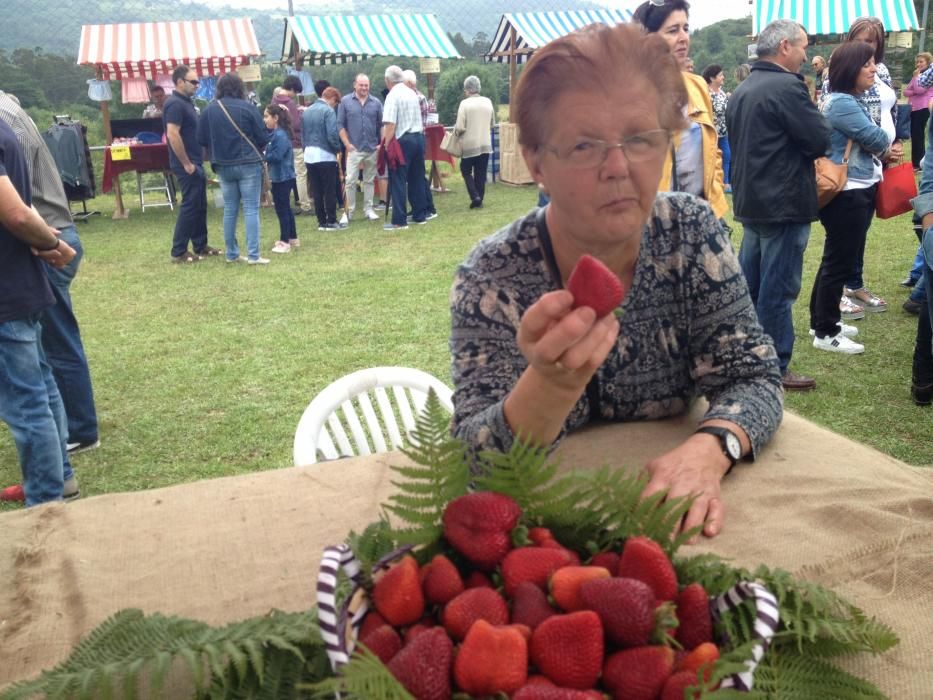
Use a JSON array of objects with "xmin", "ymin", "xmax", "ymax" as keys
[{"xmin": 633, "ymin": 0, "xmax": 728, "ymax": 221}]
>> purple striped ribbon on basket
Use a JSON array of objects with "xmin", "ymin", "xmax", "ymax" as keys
[
  {"xmin": 316, "ymin": 544, "xmax": 366, "ymax": 670},
  {"xmin": 711, "ymin": 581, "xmax": 779, "ymax": 691}
]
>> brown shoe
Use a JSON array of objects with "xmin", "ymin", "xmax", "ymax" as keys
[
  {"xmin": 195, "ymin": 245, "xmax": 222, "ymax": 257},
  {"xmin": 170, "ymin": 251, "xmax": 200, "ymax": 264},
  {"xmin": 782, "ymin": 371, "xmax": 816, "ymax": 392}
]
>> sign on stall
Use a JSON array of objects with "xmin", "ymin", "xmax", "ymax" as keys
[
  {"xmin": 110, "ymin": 145, "xmax": 131, "ymax": 161},
  {"xmin": 237, "ymin": 64, "xmax": 262, "ymax": 82},
  {"xmin": 420, "ymin": 58, "xmax": 440, "ymax": 74}
]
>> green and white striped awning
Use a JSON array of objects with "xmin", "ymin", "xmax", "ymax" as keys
[
  {"xmin": 485, "ymin": 10, "xmax": 634, "ymax": 64},
  {"xmin": 754, "ymin": 0, "xmax": 920, "ymax": 36},
  {"xmin": 282, "ymin": 14, "xmax": 461, "ymax": 65}
]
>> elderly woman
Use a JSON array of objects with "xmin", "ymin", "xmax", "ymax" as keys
[
  {"xmin": 454, "ymin": 75, "xmax": 495, "ymax": 209},
  {"xmin": 450, "ymin": 23, "xmax": 783, "ymax": 541},
  {"xmin": 702, "ymin": 64, "xmax": 730, "ymax": 192},
  {"xmin": 197, "ymin": 73, "xmax": 270, "ymax": 264},
  {"xmin": 633, "ymin": 0, "xmax": 728, "ymax": 222},
  {"xmin": 302, "ymin": 86, "xmax": 343, "ymax": 231},
  {"xmin": 810, "ymin": 41, "xmax": 892, "ymax": 356}
]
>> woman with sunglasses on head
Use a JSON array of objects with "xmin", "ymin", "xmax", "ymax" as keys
[
  {"xmin": 449, "ymin": 23, "xmax": 782, "ymax": 543},
  {"xmin": 633, "ymin": 0, "xmax": 728, "ymax": 224}
]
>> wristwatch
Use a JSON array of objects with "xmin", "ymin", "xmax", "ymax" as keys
[{"xmin": 695, "ymin": 426, "xmax": 742, "ymax": 474}]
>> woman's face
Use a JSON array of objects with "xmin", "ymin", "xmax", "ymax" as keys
[
  {"xmin": 917, "ymin": 56, "xmax": 929, "ymax": 72},
  {"xmin": 524, "ymin": 81, "xmax": 666, "ymax": 254},
  {"xmin": 856, "ymin": 57, "xmax": 877, "ymax": 93},
  {"xmin": 852, "ymin": 27, "xmax": 879, "ymax": 54},
  {"xmin": 713, "ymin": 72, "xmax": 725, "ymax": 89},
  {"xmin": 658, "ymin": 10, "xmax": 690, "ymax": 70},
  {"xmin": 263, "ymin": 110, "xmax": 276, "ymax": 129}
]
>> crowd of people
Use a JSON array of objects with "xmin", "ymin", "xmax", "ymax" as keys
[{"xmin": 2, "ymin": 1, "xmax": 931, "ymax": 529}]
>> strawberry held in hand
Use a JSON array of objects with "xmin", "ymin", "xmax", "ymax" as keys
[
  {"xmin": 566, "ymin": 254, "xmax": 625, "ymax": 317},
  {"xmin": 442, "ymin": 491, "xmax": 522, "ymax": 570}
]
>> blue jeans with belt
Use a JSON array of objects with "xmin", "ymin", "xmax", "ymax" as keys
[
  {"xmin": 0, "ymin": 314, "xmax": 74, "ymax": 506},
  {"xmin": 216, "ymin": 162, "xmax": 263, "ymax": 261},
  {"xmin": 42, "ymin": 225, "xmax": 98, "ymax": 445},
  {"xmin": 738, "ymin": 221, "xmax": 811, "ymax": 375}
]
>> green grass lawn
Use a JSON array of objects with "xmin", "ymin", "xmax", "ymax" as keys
[{"xmin": 1, "ymin": 170, "xmax": 930, "ymax": 512}]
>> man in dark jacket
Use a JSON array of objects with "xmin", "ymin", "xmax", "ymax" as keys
[{"xmin": 727, "ymin": 19, "xmax": 831, "ymax": 392}]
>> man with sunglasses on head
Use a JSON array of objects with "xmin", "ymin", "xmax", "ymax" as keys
[{"xmin": 164, "ymin": 65, "xmax": 219, "ymax": 263}]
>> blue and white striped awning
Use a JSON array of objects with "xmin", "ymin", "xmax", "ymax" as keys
[
  {"xmin": 753, "ymin": 0, "xmax": 920, "ymax": 35},
  {"xmin": 282, "ymin": 14, "xmax": 461, "ymax": 65},
  {"xmin": 485, "ymin": 10, "xmax": 634, "ymax": 64}
]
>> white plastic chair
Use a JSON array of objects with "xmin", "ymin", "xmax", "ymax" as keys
[{"xmin": 293, "ymin": 367, "xmax": 454, "ymax": 466}]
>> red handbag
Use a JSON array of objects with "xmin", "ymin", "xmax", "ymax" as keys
[{"xmin": 875, "ymin": 161, "xmax": 917, "ymax": 219}]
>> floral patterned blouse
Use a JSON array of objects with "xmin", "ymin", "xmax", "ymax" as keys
[
  {"xmin": 710, "ymin": 89, "xmax": 729, "ymax": 138},
  {"xmin": 449, "ymin": 194, "xmax": 783, "ymax": 459}
]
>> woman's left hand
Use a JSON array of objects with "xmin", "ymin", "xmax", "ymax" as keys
[
  {"xmin": 640, "ymin": 434, "xmax": 731, "ymax": 543},
  {"xmin": 887, "ymin": 141, "xmax": 905, "ymax": 162}
]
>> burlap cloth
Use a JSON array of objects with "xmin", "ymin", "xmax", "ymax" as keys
[{"xmin": 1, "ymin": 410, "xmax": 931, "ymax": 697}]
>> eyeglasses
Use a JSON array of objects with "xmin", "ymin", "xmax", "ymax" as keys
[
  {"xmin": 541, "ymin": 129, "xmax": 671, "ymax": 169},
  {"xmin": 184, "ymin": 78, "xmax": 200, "ymax": 86}
]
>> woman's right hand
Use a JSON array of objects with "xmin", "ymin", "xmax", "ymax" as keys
[{"xmin": 516, "ymin": 290, "xmax": 620, "ymax": 391}]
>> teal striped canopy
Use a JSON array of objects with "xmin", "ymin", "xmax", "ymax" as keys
[
  {"xmin": 283, "ymin": 14, "xmax": 461, "ymax": 65},
  {"xmin": 754, "ymin": 0, "xmax": 920, "ymax": 35},
  {"xmin": 485, "ymin": 10, "xmax": 634, "ymax": 64}
]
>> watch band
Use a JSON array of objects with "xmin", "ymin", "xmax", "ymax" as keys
[{"xmin": 695, "ymin": 426, "xmax": 740, "ymax": 473}]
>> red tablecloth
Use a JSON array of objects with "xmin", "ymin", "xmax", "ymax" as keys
[
  {"xmin": 424, "ymin": 124, "xmax": 455, "ymax": 166},
  {"xmin": 101, "ymin": 144, "xmax": 170, "ymax": 193}
]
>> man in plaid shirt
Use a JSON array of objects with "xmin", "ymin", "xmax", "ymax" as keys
[{"xmin": 382, "ymin": 65, "xmax": 428, "ymax": 229}]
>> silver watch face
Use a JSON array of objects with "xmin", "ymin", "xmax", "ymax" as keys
[{"xmin": 724, "ymin": 432, "xmax": 742, "ymax": 460}]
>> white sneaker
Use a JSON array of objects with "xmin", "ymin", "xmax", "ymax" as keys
[
  {"xmin": 248, "ymin": 257, "xmax": 270, "ymax": 265},
  {"xmin": 809, "ymin": 323, "xmax": 858, "ymax": 339},
  {"xmin": 812, "ymin": 332, "xmax": 865, "ymax": 354},
  {"xmin": 271, "ymin": 241, "xmax": 291, "ymax": 254},
  {"xmin": 339, "ymin": 212, "xmax": 349, "ymax": 225},
  {"xmin": 364, "ymin": 209, "xmax": 379, "ymax": 221}
]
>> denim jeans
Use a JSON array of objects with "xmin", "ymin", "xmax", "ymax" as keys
[
  {"xmin": 0, "ymin": 314, "xmax": 74, "ymax": 506},
  {"xmin": 271, "ymin": 179, "xmax": 297, "ymax": 242},
  {"xmin": 738, "ymin": 221, "xmax": 811, "ymax": 375},
  {"xmin": 216, "ymin": 162, "xmax": 263, "ymax": 261},
  {"xmin": 914, "ymin": 227, "xmax": 933, "ymax": 383},
  {"xmin": 42, "ymin": 225, "xmax": 98, "ymax": 444},
  {"xmin": 307, "ymin": 162, "xmax": 337, "ymax": 226},
  {"xmin": 170, "ymin": 164, "xmax": 208, "ymax": 257},
  {"xmin": 718, "ymin": 136, "xmax": 731, "ymax": 185},
  {"xmin": 389, "ymin": 133, "xmax": 427, "ymax": 226}
]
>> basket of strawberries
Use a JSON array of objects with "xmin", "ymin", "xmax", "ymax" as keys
[{"xmin": 310, "ymin": 396, "xmax": 898, "ymax": 700}]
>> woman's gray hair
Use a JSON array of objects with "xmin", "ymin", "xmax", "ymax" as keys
[
  {"xmin": 385, "ymin": 65, "xmax": 404, "ymax": 84},
  {"xmin": 756, "ymin": 19, "xmax": 804, "ymax": 58},
  {"xmin": 463, "ymin": 75, "xmax": 481, "ymax": 94}
]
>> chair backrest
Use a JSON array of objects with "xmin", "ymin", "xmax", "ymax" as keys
[{"xmin": 293, "ymin": 367, "xmax": 454, "ymax": 466}]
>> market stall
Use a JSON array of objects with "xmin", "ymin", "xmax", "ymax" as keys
[
  {"xmin": 753, "ymin": 0, "xmax": 921, "ymax": 35},
  {"xmin": 484, "ymin": 10, "xmax": 633, "ymax": 184},
  {"xmin": 77, "ymin": 18, "xmax": 261, "ymax": 218}
]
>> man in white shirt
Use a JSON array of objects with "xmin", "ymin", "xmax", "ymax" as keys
[{"xmin": 382, "ymin": 65, "xmax": 427, "ymax": 230}]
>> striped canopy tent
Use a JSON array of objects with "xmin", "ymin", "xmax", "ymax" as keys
[
  {"xmin": 282, "ymin": 14, "xmax": 461, "ymax": 66},
  {"xmin": 483, "ymin": 10, "xmax": 633, "ymax": 120},
  {"xmin": 78, "ymin": 18, "xmax": 261, "ymax": 80},
  {"xmin": 753, "ymin": 0, "xmax": 920, "ymax": 35}
]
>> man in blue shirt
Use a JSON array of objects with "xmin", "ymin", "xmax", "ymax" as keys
[
  {"xmin": 338, "ymin": 74, "xmax": 383, "ymax": 222},
  {"xmin": 0, "ymin": 119, "xmax": 80, "ymax": 506},
  {"xmin": 163, "ymin": 65, "xmax": 219, "ymax": 263}
]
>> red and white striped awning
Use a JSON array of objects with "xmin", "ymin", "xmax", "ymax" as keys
[{"xmin": 78, "ymin": 19, "xmax": 260, "ymax": 80}]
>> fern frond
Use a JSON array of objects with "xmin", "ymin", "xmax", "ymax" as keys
[
  {"xmin": 750, "ymin": 652, "xmax": 888, "ymax": 699},
  {"xmin": 304, "ymin": 646, "xmax": 413, "ymax": 699}
]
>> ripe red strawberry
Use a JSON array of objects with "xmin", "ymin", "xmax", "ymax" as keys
[
  {"xmin": 502, "ymin": 546, "xmax": 577, "ymax": 597},
  {"xmin": 403, "ymin": 619, "xmax": 435, "ymax": 644},
  {"xmin": 465, "ymin": 570, "xmax": 495, "ymax": 589},
  {"xmin": 674, "ymin": 583, "xmax": 714, "ymax": 650},
  {"xmin": 511, "ymin": 581, "xmax": 557, "ymax": 630},
  {"xmin": 549, "ymin": 566, "xmax": 612, "ymax": 612},
  {"xmin": 528, "ymin": 527, "xmax": 559, "ymax": 546},
  {"xmin": 566, "ymin": 254, "xmax": 625, "ymax": 317},
  {"xmin": 453, "ymin": 619, "xmax": 528, "ymax": 695},
  {"xmin": 358, "ymin": 610, "xmax": 387, "ymax": 639},
  {"xmin": 618, "ymin": 536, "xmax": 678, "ymax": 603},
  {"xmin": 421, "ymin": 554, "xmax": 464, "ymax": 605},
  {"xmin": 357, "ymin": 624, "xmax": 402, "ymax": 664},
  {"xmin": 442, "ymin": 587, "xmax": 509, "ymax": 641},
  {"xmin": 589, "ymin": 551, "xmax": 620, "ymax": 572},
  {"xmin": 661, "ymin": 670, "xmax": 702, "ymax": 700},
  {"xmin": 514, "ymin": 685, "xmax": 606, "ymax": 699},
  {"xmin": 675, "ymin": 642, "xmax": 719, "ymax": 683},
  {"xmin": 372, "ymin": 555, "xmax": 425, "ymax": 626},
  {"xmin": 387, "ymin": 627, "xmax": 453, "ymax": 700},
  {"xmin": 530, "ymin": 611, "xmax": 604, "ymax": 689},
  {"xmin": 579, "ymin": 577, "xmax": 677, "ymax": 647},
  {"xmin": 603, "ymin": 646, "xmax": 675, "ymax": 700},
  {"xmin": 442, "ymin": 491, "xmax": 522, "ymax": 570}
]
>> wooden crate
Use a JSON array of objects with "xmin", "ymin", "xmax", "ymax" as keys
[{"xmin": 500, "ymin": 152, "xmax": 534, "ymax": 185}]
